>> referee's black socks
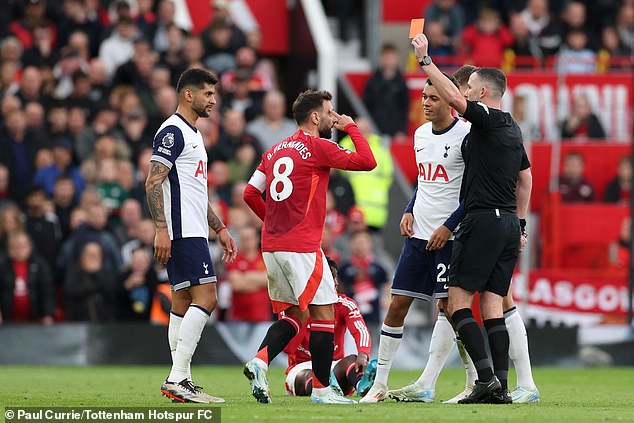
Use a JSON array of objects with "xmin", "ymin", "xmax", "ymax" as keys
[
  {"xmin": 452, "ymin": 308, "xmax": 494, "ymax": 383},
  {"xmin": 484, "ymin": 318, "xmax": 509, "ymax": 390}
]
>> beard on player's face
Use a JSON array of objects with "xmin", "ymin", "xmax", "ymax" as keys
[
  {"xmin": 193, "ymin": 100, "xmax": 210, "ymax": 118},
  {"xmin": 317, "ymin": 111, "xmax": 333, "ymax": 138}
]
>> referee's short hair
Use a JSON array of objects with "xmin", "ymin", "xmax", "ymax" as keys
[
  {"xmin": 474, "ymin": 68, "xmax": 507, "ymax": 98},
  {"xmin": 176, "ymin": 68, "xmax": 218, "ymax": 93},
  {"xmin": 292, "ymin": 89, "xmax": 333, "ymax": 125}
]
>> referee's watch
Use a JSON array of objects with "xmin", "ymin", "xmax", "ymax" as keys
[{"xmin": 419, "ymin": 55, "xmax": 432, "ymax": 66}]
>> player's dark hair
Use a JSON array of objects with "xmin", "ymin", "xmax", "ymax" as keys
[
  {"xmin": 381, "ymin": 42, "xmax": 398, "ymax": 53},
  {"xmin": 176, "ymin": 68, "xmax": 218, "ymax": 93},
  {"xmin": 453, "ymin": 65, "xmax": 478, "ymax": 87},
  {"xmin": 426, "ymin": 72, "xmax": 459, "ymax": 89},
  {"xmin": 292, "ymin": 89, "xmax": 333, "ymax": 125},
  {"xmin": 474, "ymin": 67, "xmax": 507, "ymax": 98}
]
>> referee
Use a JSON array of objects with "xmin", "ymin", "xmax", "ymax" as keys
[{"xmin": 412, "ymin": 34, "xmax": 532, "ymax": 404}]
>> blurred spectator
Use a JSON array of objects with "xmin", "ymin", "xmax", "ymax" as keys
[
  {"xmin": 121, "ymin": 106, "xmax": 152, "ymax": 163},
  {"xmin": 23, "ymin": 101, "xmax": 48, "ymax": 144},
  {"xmin": 222, "ymin": 68, "xmax": 263, "ymax": 121},
  {"xmin": 9, "ymin": 0, "xmax": 56, "ymax": 51},
  {"xmin": 150, "ymin": 0, "xmax": 176, "ymax": 53},
  {"xmin": 228, "ymin": 181, "xmax": 260, "ymax": 230},
  {"xmin": 520, "ymin": 0, "xmax": 563, "ymax": 57},
  {"xmin": 340, "ymin": 117, "xmax": 393, "ymax": 232},
  {"xmin": 33, "ymin": 137, "xmax": 85, "ymax": 200},
  {"xmin": 604, "ymin": 156, "xmax": 632, "ymax": 204},
  {"xmin": 182, "ymin": 33, "xmax": 206, "ymax": 70},
  {"xmin": 202, "ymin": 0, "xmax": 247, "ymax": 58},
  {"xmin": 599, "ymin": 26, "xmax": 632, "ymax": 69},
  {"xmin": 424, "ymin": 0, "xmax": 465, "ymax": 49},
  {"xmin": 87, "ymin": 59, "xmax": 110, "ymax": 102},
  {"xmin": 0, "ymin": 203, "xmax": 25, "ymax": 258},
  {"xmin": 149, "ymin": 65, "xmax": 171, "ymax": 93},
  {"xmin": 56, "ymin": 2, "xmax": 103, "ymax": 58},
  {"xmin": 561, "ymin": 93, "xmax": 605, "ymax": 140},
  {"xmin": 67, "ymin": 71, "xmax": 96, "ymax": 119},
  {"xmin": 616, "ymin": 1, "xmax": 634, "ymax": 51},
  {"xmin": 52, "ymin": 176, "xmax": 77, "ymax": 240},
  {"xmin": 509, "ymin": 12, "xmax": 542, "ymax": 62},
  {"xmin": 209, "ymin": 160, "xmax": 233, "ymax": 206},
  {"xmin": 0, "ymin": 164, "xmax": 9, "ymax": 204},
  {"xmin": 46, "ymin": 102, "xmax": 69, "ymax": 138},
  {"xmin": 96, "ymin": 158, "xmax": 129, "ymax": 222},
  {"xmin": 339, "ymin": 230, "xmax": 388, "ymax": 326},
  {"xmin": 556, "ymin": 29, "xmax": 597, "ymax": 74},
  {"xmin": 559, "ymin": 152, "xmax": 594, "ymax": 202},
  {"xmin": 211, "ymin": 109, "xmax": 263, "ymax": 183},
  {"xmin": 0, "ymin": 231, "xmax": 54, "ymax": 324},
  {"xmin": 512, "ymin": 94, "xmax": 540, "ymax": 141},
  {"xmin": 24, "ymin": 186, "xmax": 61, "ymax": 275},
  {"xmin": 325, "ymin": 190, "xmax": 346, "ymax": 239},
  {"xmin": 74, "ymin": 108, "xmax": 123, "ymax": 162},
  {"xmin": 0, "ymin": 36, "xmax": 24, "ymax": 67},
  {"xmin": 0, "ymin": 61, "xmax": 19, "ymax": 97},
  {"xmin": 425, "ymin": 21, "xmax": 454, "ymax": 58},
  {"xmin": 202, "ymin": 18, "xmax": 242, "ymax": 74},
  {"xmin": 16, "ymin": 65, "xmax": 48, "ymax": 105},
  {"xmin": 112, "ymin": 39, "xmax": 158, "ymax": 116},
  {"xmin": 22, "ymin": 24, "xmax": 56, "ymax": 68},
  {"xmin": 0, "ymin": 108, "xmax": 40, "ymax": 203},
  {"xmin": 63, "ymin": 241, "xmax": 115, "ymax": 322},
  {"xmin": 221, "ymin": 46, "xmax": 275, "ymax": 92},
  {"xmin": 321, "ymin": 223, "xmax": 340, "ymax": 265},
  {"xmin": 461, "ymin": 8, "xmax": 514, "ymax": 68},
  {"xmin": 159, "ymin": 24, "xmax": 186, "ymax": 84},
  {"xmin": 149, "ymin": 86, "xmax": 178, "ymax": 133},
  {"xmin": 135, "ymin": 0, "xmax": 158, "ymax": 37},
  {"xmin": 225, "ymin": 225, "xmax": 271, "ymax": 322},
  {"xmin": 53, "ymin": 47, "xmax": 88, "ymax": 100},
  {"xmin": 129, "ymin": 147, "xmax": 153, "ymax": 216},
  {"xmin": 120, "ymin": 218, "xmax": 155, "ymax": 267},
  {"xmin": 560, "ymin": 1, "xmax": 598, "ymax": 50},
  {"xmin": 363, "ymin": 43, "xmax": 408, "ymax": 138},
  {"xmin": 58, "ymin": 203, "xmax": 122, "ymax": 278},
  {"xmin": 116, "ymin": 247, "xmax": 159, "ymax": 321},
  {"xmin": 246, "ymin": 90, "xmax": 296, "ymax": 151},
  {"xmin": 113, "ymin": 198, "xmax": 143, "ymax": 246},
  {"xmin": 98, "ymin": 17, "xmax": 136, "ymax": 80},
  {"xmin": 328, "ymin": 168, "xmax": 356, "ymax": 217}
]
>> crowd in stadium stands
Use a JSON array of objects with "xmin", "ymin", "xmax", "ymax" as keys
[
  {"xmin": 0, "ymin": 0, "xmax": 631, "ymax": 325},
  {"xmin": 421, "ymin": 0, "xmax": 633, "ymax": 70}
]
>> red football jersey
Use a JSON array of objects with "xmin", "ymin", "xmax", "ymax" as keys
[
  {"xmin": 285, "ymin": 294, "xmax": 372, "ymax": 370},
  {"xmin": 247, "ymin": 125, "xmax": 376, "ymax": 253}
]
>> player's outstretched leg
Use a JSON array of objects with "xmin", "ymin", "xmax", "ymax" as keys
[
  {"xmin": 245, "ymin": 313, "xmax": 303, "ymax": 403},
  {"xmin": 505, "ymin": 303, "xmax": 540, "ymax": 403}
]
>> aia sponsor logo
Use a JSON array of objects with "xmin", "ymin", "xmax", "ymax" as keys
[
  {"xmin": 418, "ymin": 163, "xmax": 449, "ymax": 182},
  {"xmin": 194, "ymin": 160, "xmax": 207, "ymax": 178}
]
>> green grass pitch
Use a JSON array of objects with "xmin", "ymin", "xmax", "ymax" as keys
[{"xmin": 2, "ymin": 366, "xmax": 634, "ymax": 422}]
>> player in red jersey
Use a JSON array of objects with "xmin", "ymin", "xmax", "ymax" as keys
[
  {"xmin": 242, "ymin": 89, "xmax": 376, "ymax": 404},
  {"xmin": 284, "ymin": 258, "xmax": 377, "ymax": 398}
]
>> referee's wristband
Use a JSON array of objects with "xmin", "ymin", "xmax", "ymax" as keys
[{"xmin": 215, "ymin": 226, "xmax": 227, "ymax": 234}]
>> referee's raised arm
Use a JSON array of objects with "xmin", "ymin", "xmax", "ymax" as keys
[{"xmin": 411, "ymin": 33, "xmax": 467, "ymax": 115}]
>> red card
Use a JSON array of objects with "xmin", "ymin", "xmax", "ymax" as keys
[{"xmin": 409, "ymin": 18, "xmax": 425, "ymax": 38}]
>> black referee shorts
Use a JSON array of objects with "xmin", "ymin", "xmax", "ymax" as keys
[{"xmin": 448, "ymin": 209, "xmax": 520, "ymax": 297}]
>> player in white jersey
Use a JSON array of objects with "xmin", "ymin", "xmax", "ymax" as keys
[
  {"xmin": 146, "ymin": 68, "xmax": 237, "ymax": 404},
  {"xmin": 360, "ymin": 74, "xmax": 470, "ymax": 403}
]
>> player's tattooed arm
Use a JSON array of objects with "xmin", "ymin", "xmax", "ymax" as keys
[
  {"xmin": 206, "ymin": 202, "xmax": 225, "ymax": 233},
  {"xmin": 145, "ymin": 161, "xmax": 170, "ymax": 229}
]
